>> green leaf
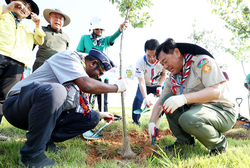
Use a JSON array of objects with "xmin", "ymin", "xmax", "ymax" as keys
[{"xmin": 220, "ymin": 0, "xmax": 224, "ymax": 7}]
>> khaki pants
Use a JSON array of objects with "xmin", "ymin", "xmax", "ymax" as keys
[{"xmin": 162, "ymin": 94, "xmax": 237, "ymax": 150}]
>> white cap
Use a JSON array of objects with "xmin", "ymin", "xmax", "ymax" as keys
[{"xmin": 90, "ymin": 16, "xmax": 106, "ymax": 30}]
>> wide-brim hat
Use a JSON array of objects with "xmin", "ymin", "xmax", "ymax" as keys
[
  {"xmin": 176, "ymin": 43, "xmax": 214, "ymax": 59},
  {"xmin": 89, "ymin": 48, "xmax": 115, "ymax": 71},
  {"xmin": 5, "ymin": 0, "xmax": 39, "ymax": 19},
  {"xmin": 43, "ymin": 8, "xmax": 71, "ymax": 27}
]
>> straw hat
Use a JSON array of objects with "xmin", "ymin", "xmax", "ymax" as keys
[{"xmin": 43, "ymin": 8, "xmax": 70, "ymax": 27}]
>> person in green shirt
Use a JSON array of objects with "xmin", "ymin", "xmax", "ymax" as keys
[
  {"xmin": 244, "ymin": 73, "xmax": 250, "ymax": 91},
  {"xmin": 76, "ymin": 16, "xmax": 128, "ymax": 112}
]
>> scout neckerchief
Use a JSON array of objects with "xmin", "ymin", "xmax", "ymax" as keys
[
  {"xmin": 74, "ymin": 51, "xmax": 91, "ymax": 116},
  {"xmin": 143, "ymin": 55, "xmax": 159, "ymax": 85},
  {"xmin": 171, "ymin": 53, "xmax": 195, "ymax": 94},
  {"xmin": 90, "ymin": 31, "xmax": 103, "ymax": 46}
]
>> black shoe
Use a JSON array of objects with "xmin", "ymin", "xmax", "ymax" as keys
[
  {"xmin": 132, "ymin": 122, "xmax": 141, "ymax": 127},
  {"xmin": 165, "ymin": 137, "xmax": 196, "ymax": 151},
  {"xmin": 19, "ymin": 152, "xmax": 56, "ymax": 168},
  {"xmin": 46, "ymin": 142, "xmax": 66, "ymax": 154},
  {"xmin": 210, "ymin": 140, "xmax": 228, "ymax": 156}
]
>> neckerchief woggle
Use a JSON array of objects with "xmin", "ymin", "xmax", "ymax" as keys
[
  {"xmin": 90, "ymin": 31, "xmax": 103, "ymax": 46},
  {"xmin": 171, "ymin": 53, "xmax": 195, "ymax": 94},
  {"xmin": 74, "ymin": 51, "xmax": 91, "ymax": 116},
  {"xmin": 143, "ymin": 55, "xmax": 159, "ymax": 85}
]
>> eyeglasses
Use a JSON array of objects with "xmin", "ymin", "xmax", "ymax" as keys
[
  {"xmin": 18, "ymin": 0, "xmax": 33, "ymax": 13},
  {"xmin": 96, "ymin": 61, "xmax": 104, "ymax": 76}
]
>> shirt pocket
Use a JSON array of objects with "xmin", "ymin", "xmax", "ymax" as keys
[{"xmin": 186, "ymin": 78, "xmax": 204, "ymax": 93}]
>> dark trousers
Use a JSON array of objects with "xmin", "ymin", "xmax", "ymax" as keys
[
  {"xmin": 3, "ymin": 82, "xmax": 100, "ymax": 158},
  {"xmin": 0, "ymin": 55, "xmax": 24, "ymax": 120},
  {"xmin": 89, "ymin": 78, "xmax": 108, "ymax": 112},
  {"xmin": 132, "ymin": 85, "xmax": 158, "ymax": 124},
  {"xmin": 97, "ymin": 78, "xmax": 109, "ymax": 112},
  {"xmin": 32, "ymin": 61, "xmax": 43, "ymax": 72}
]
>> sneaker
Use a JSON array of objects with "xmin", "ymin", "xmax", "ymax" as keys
[
  {"xmin": 165, "ymin": 137, "xmax": 196, "ymax": 151},
  {"xmin": 210, "ymin": 140, "xmax": 228, "ymax": 156},
  {"xmin": 19, "ymin": 152, "xmax": 56, "ymax": 168},
  {"xmin": 46, "ymin": 142, "xmax": 66, "ymax": 154},
  {"xmin": 0, "ymin": 133, "xmax": 10, "ymax": 141}
]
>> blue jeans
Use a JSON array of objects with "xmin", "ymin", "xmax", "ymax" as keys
[{"xmin": 132, "ymin": 85, "xmax": 158, "ymax": 124}]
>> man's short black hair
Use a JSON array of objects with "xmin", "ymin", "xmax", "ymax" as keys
[
  {"xmin": 155, "ymin": 38, "xmax": 176, "ymax": 60},
  {"xmin": 144, "ymin": 39, "xmax": 160, "ymax": 53}
]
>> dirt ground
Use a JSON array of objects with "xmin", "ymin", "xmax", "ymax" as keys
[
  {"xmin": 84, "ymin": 122, "xmax": 250, "ymax": 166},
  {"xmin": 84, "ymin": 128, "xmax": 173, "ymax": 166}
]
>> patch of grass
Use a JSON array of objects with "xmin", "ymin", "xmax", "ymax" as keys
[
  {"xmin": 131, "ymin": 144, "xmax": 144, "ymax": 155},
  {"xmin": 2, "ymin": 108, "xmax": 250, "ymax": 167}
]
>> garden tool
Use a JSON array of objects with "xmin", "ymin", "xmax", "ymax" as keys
[
  {"xmin": 236, "ymin": 97, "xmax": 243, "ymax": 119},
  {"xmin": 236, "ymin": 97, "xmax": 250, "ymax": 129},
  {"xmin": 83, "ymin": 114, "xmax": 122, "ymax": 140},
  {"xmin": 133, "ymin": 105, "xmax": 151, "ymax": 114},
  {"xmin": 151, "ymin": 128, "xmax": 158, "ymax": 146},
  {"xmin": 151, "ymin": 112, "xmax": 163, "ymax": 146},
  {"xmin": 133, "ymin": 93, "xmax": 159, "ymax": 114}
]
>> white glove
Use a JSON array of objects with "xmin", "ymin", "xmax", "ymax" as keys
[
  {"xmin": 142, "ymin": 97, "xmax": 150, "ymax": 107},
  {"xmin": 114, "ymin": 78, "xmax": 128, "ymax": 93},
  {"xmin": 163, "ymin": 94, "xmax": 187, "ymax": 114},
  {"xmin": 99, "ymin": 112, "xmax": 114, "ymax": 123},
  {"xmin": 148, "ymin": 122, "xmax": 156, "ymax": 138},
  {"xmin": 156, "ymin": 86, "xmax": 162, "ymax": 96}
]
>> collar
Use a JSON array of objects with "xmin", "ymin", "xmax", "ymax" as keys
[
  {"xmin": 47, "ymin": 25, "xmax": 62, "ymax": 33},
  {"xmin": 90, "ymin": 31, "xmax": 102, "ymax": 39},
  {"xmin": 143, "ymin": 55, "xmax": 159, "ymax": 67},
  {"xmin": 11, "ymin": 12, "xmax": 21, "ymax": 24}
]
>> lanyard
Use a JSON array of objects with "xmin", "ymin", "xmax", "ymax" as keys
[{"xmin": 176, "ymin": 74, "xmax": 183, "ymax": 94}]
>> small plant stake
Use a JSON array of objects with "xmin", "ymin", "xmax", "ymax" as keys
[{"xmin": 110, "ymin": 0, "xmax": 154, "ymax": 159}]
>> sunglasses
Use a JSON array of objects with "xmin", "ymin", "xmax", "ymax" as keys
[{"xmin": 94, "ymin": 29, "xmax": 104, "ymax": 31}]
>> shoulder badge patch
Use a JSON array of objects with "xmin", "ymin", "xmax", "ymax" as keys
[
  {"xmin": 202, "ymin": 64, "xmax": 212, "ymax": 74},
  {"xmin": 197, "ymin": 58, "xmax": 209, "ymax": 68}
]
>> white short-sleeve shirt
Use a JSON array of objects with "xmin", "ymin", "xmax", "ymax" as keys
[
  {"xmin": 135, "ymin": 55, "xmax": 166, "ymax": 87},
  {"xmin": 7, "ymin": 50, "xmax": 88, "ymax": 98}
]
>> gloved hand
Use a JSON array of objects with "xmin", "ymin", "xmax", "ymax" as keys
[
  {"xmin": 163, "ymin": 94, "xmax": 187, "ymax": 114},
  {"xmin": 142, "ymin": 97, "xmax": 151, "ymax": 108},
  {"xmin": 156, "ymin": 86, "xmax": 162, "ymax": 96},
  {"xmin": 99, "ymin": 112, "xmax": 114, "ymax": 123},
  {"xmin": 148, "ymin": 122, "xmax": 159, "ymax": 138},
  {"xmin": 114, "ymin": 78, "xmax": 128, "ymax": 93}
]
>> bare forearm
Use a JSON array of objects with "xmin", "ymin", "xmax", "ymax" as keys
[
  {"xmin": 149, "ymin": 100, "xmax": 163, "ymax": 123},
  {"xmin": 75, "ymin": 77, "xmax": 118, "ymax": 94},
  {"xmin": 138, "ymin": 77, "xmax": 147, "ymax": 98}
]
